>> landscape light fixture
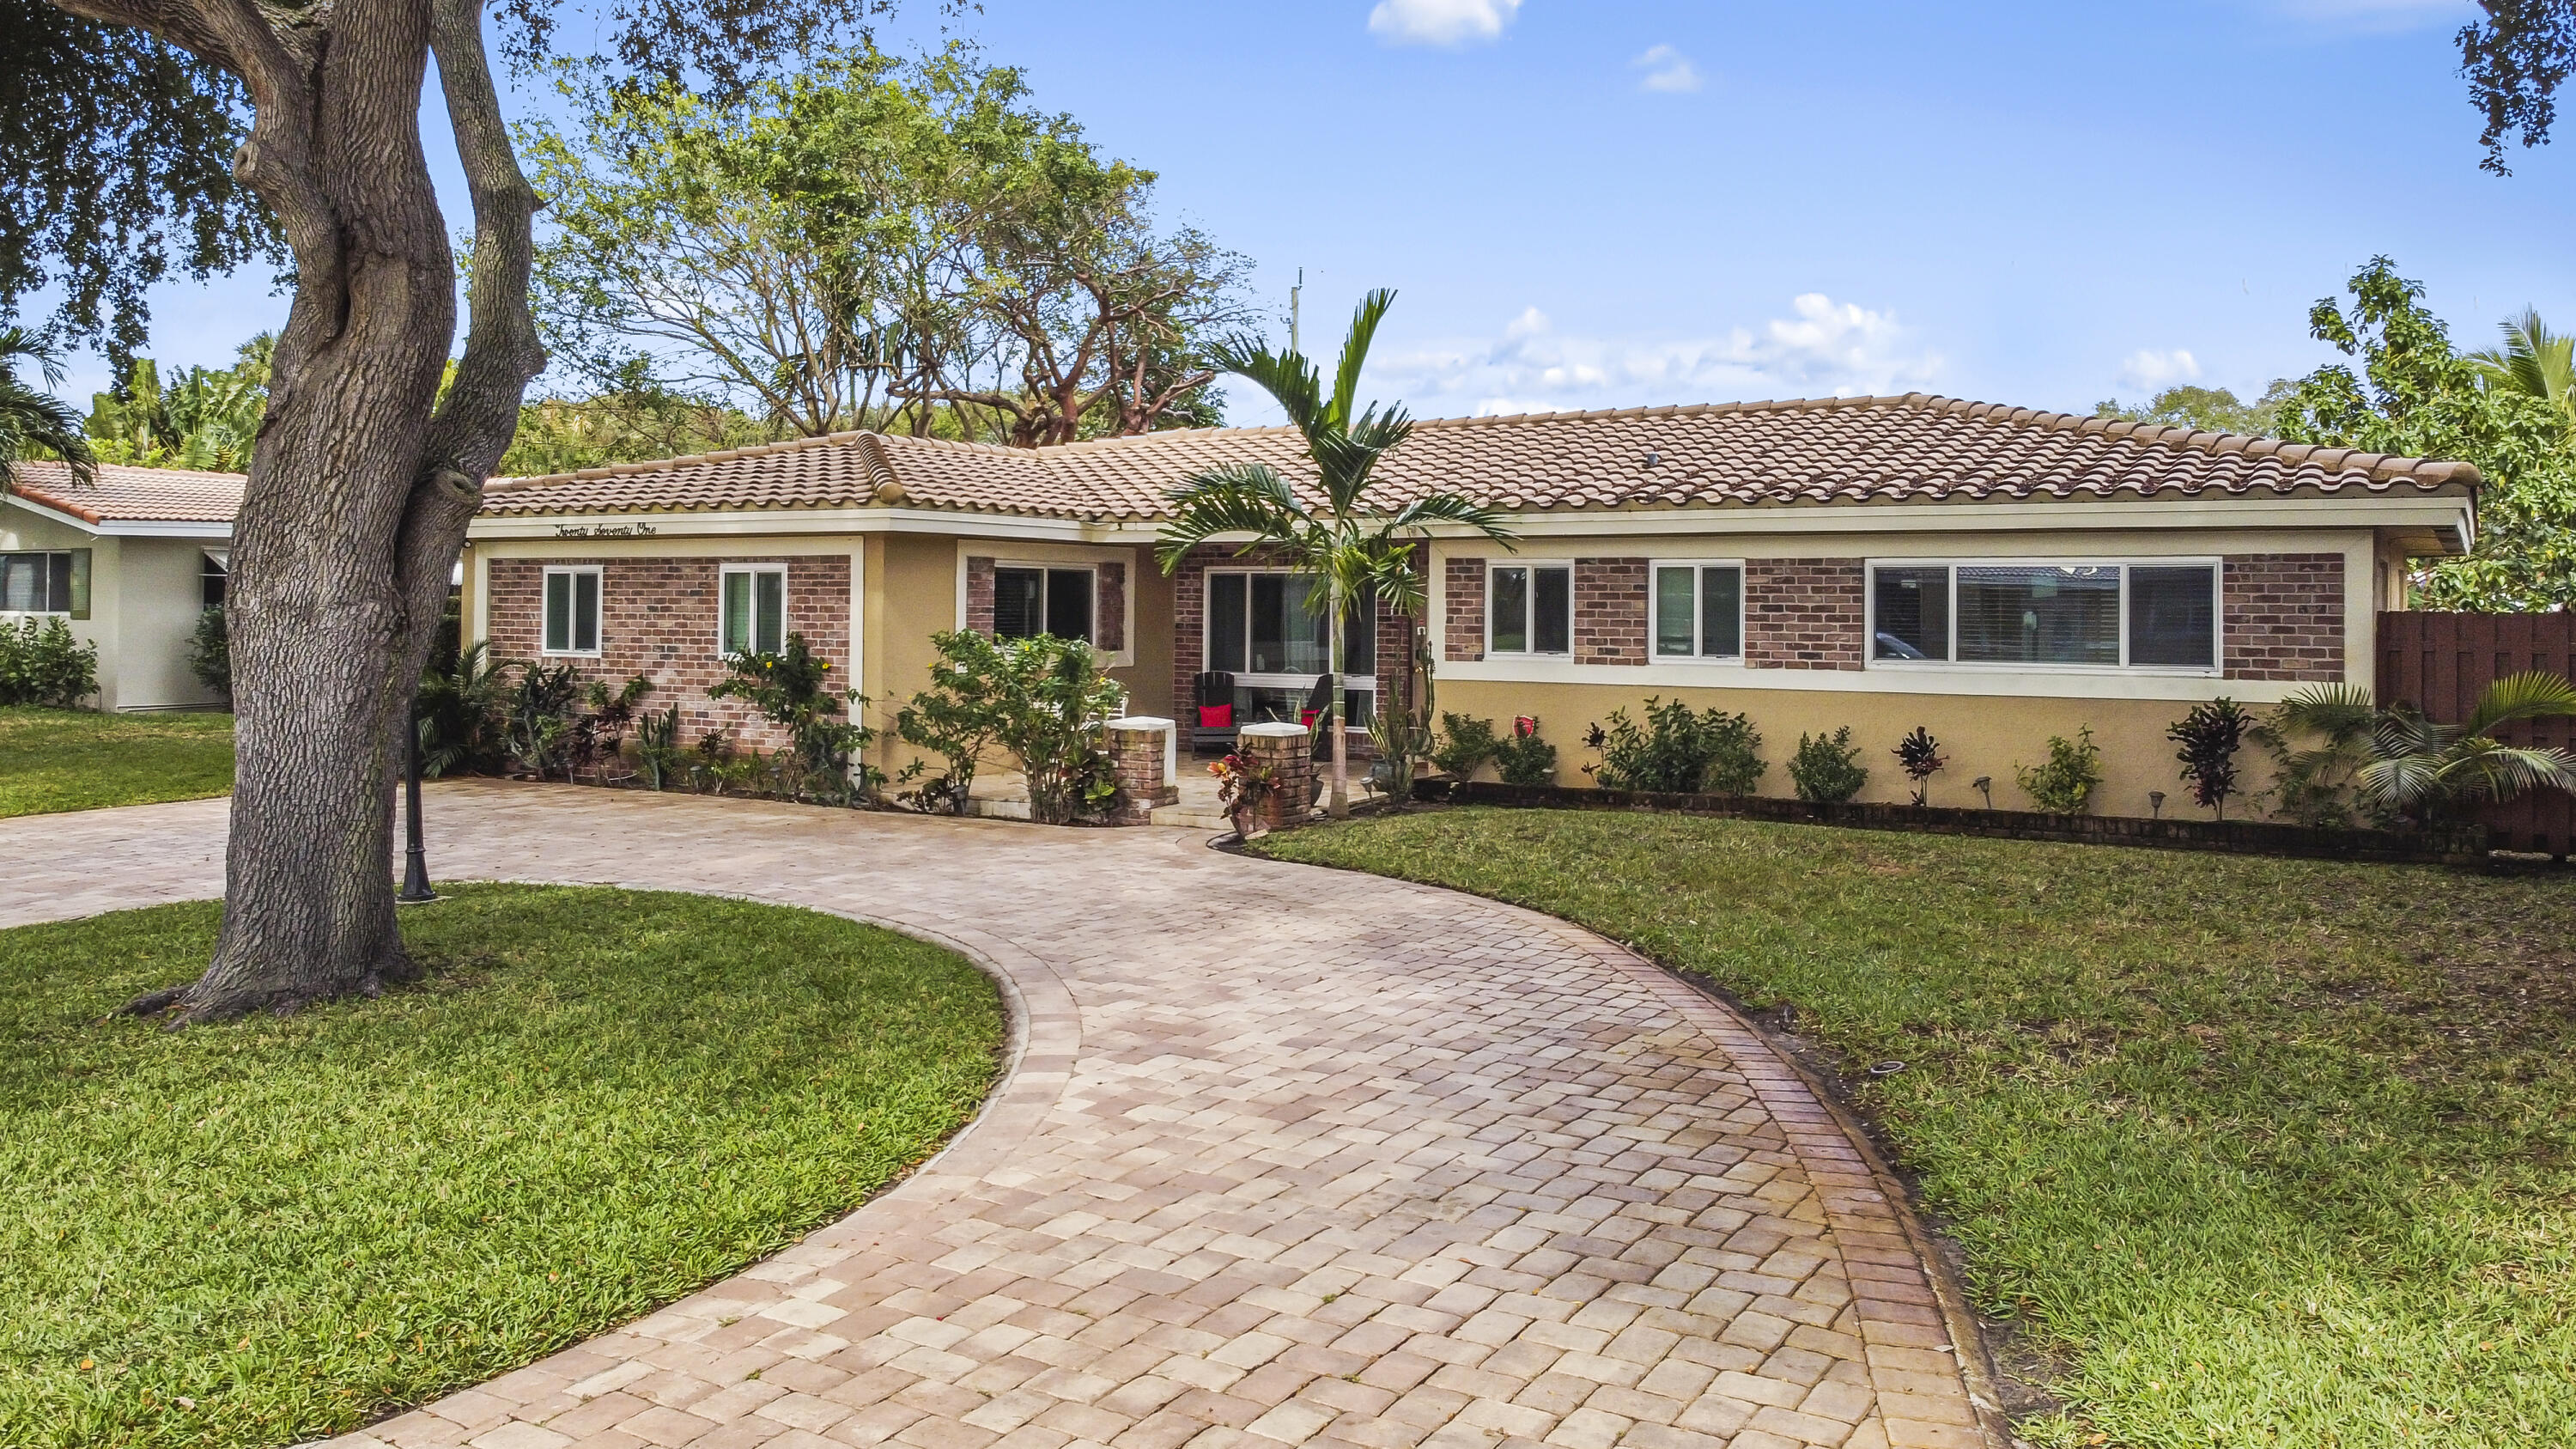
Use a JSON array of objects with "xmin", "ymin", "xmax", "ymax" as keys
[{"xmin": 398, "ymin": 708, "xmax": 436, "ymax": 904}]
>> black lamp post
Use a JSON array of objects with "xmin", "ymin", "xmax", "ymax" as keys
[{"xmin": 398, "ymin": 702, "xmax": 436, "ymax": 904}]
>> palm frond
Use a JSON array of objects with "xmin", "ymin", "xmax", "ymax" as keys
[
  {"xmin": 2460, "ymin": 670, "xmax": 2576, "ymax": 737},
  {"xmin": 1211, "ymin": 334, "xmax": 1324, "ymax": 439},
  {"xmin": 1327, "ymin": 289, "xmax": 1396, "ymax": 431},
  {"xmin": 1380, "ymin": 491, "xmax": 1516, "ymax": 545},
  {"xmin": 0, "ymin": 371, "xmax": 97, "ymax": 485},
  {"xmin": 2271, "ymin": 682, "xmax": 2379, "ymax": 744},
  {"xmin": 1155, "ymin": 464, "xmax": 1315, "ymax": 572},
  {"xmin": 2442, "ymin": 739, "xmax": 2576, "ymax": 804},
  {"xmin": 1362, "ymin": 546, "xmax": 1430, "ymax": 619}
]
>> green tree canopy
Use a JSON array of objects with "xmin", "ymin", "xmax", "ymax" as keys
[
  {"xmin": 83, "ymin": 332, "xmax": 272, "ymax": 471},
  {"xmin": 2459, "ymin": 1, "xmax": 2576, "ymax": 173},
  {"xmin": 2276, "ymin": 258, "xmax": 2576, "ymax": 612},
  {"xmin": 2093, "ymin": 382, "xmax": 2295, "ymax": 438},
  {"xmin": 526, "ymin": 47, "xmax": 1251, "ymax": 447}
]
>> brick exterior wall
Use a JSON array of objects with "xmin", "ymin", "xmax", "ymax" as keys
[
  {"xmin": 1574, "ymin": 557, "xmax": 1649, "ymax": 666},
  {"xmin": 2225, "ymin": 552, "xmax": 2345, "ymax": 682},
  {"xmin": 484, "ymin": 555, "xmax": 850, "ymax": 751},
  {"xmin": 964, "ymin": 556, "xmax": 995, "ymax": 636},
  {"xmin": 1444, "ymin": 557, "xmax": 1486, "ymax": 663},
  {"xmin": 1746, "ymin": 558, "xmax": 1867, "ymax": 671}
]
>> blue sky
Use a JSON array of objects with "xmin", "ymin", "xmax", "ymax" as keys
[{"xmin": 57, "ymin": 0, "xmax": 2576, "ymax": 430}]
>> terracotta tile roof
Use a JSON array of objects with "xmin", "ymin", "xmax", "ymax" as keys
[
  {"xmin": 5, "ymin": 461, "xmax": 244, "ymax": 524},
  {"xmin": 477, "ymin": 393, "xmax": 2480, "ymax": 523}
]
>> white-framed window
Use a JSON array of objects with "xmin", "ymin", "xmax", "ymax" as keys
[
  {"xmin": 1486, "ymin": 562, "xmax": 1571, "ymax": 656},
  {"xmin": 0, "ymin": 550, "xmax": 89, "ymax": 618},
  {"xmin": 1203, "ymin": 569, "xmax": 1379, "ymax": 726},
  {"xmin": 200, "ymin": 551, "xmax": 228, "ymax": 612},
  {"xmin": 1868, "ymin": 559, "xmax": 2221, "ymax": 672},
  {"xmin": 720, "ymin": 564, "xmax": 786, "ymax": 657},
  {"xmin": 542, "ymin": 566, "xmax": 602, "ymax": 656},
  {"xmin": 993, "ymin": 564, "xmax": 1095, "ymax": 642},
  {"xmin": 1651, "ymin": 561, "xmax": 1744, "ymax": 661}
]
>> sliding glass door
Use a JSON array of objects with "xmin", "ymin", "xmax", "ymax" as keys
[{"xmin": 1205, "ymin": 570, "xmax": 1378, "ymax": 726}]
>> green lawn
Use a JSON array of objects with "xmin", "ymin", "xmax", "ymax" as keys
[
  {"xmin": 1261, "ymin": 809, "xmax": 2576, "ymax": 1449},
  {"xmin": 0, "ymin": 706, "xmax": 234, "ymax": 817},
  {"xmin": 1, "ymin": 885, "xmax": 1001, "ymax": 1449}
]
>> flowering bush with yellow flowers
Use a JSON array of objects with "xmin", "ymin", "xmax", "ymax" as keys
[{"xmin": 710, "ymin": 631, "xmax": 880, "ymax": 804}]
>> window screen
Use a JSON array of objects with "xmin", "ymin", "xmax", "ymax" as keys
[
  {"xmin": 0, "ymin": 552, "xmax": 73, "ymax": 614},
  {"xmin": 1489, "ymin": 567, "xmax": 1530, "ymax": 654},
  {"xmin": 1207, "ymin": 573, "xmax": 1248, "ymax": 672},
  {"xmin": 1654, "ymin": 564, "xmax": 1742, "ymax": 658},
  {"xmin": 1873, "ymin": 567, "xmax": 1948, "ymax": 660},
  {"xmin": 2128, "ymin": 565, "xmax": 2217, "ymax": 667},
  {"xmin": 722, "ymin": 569, "xmax": 784, "ymax": 655},
  {"xmin": 544, "ymin": 569, "xmax": 600, "ymax": 654},
  {"xmin": 1046, "ymin": 569, "xmax": 1093, "ymax": 641},
  {"xmin": 1533, "ymin": 566, "xmax": 1571, "ymax": 654},
  {"xmin": 993, "ymin": 567, "xmax": 1045, "ymax": 639}
]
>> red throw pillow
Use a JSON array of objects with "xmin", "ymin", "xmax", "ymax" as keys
[
  {"xmin": 1299, "ymin": 709, "xmax": 1320, "ymax": 728},
  {"xmin": 1198, "ymin": 704, "xmax": 1234, "ymax": 728}
]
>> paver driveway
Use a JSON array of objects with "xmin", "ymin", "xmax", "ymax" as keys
[{"xmin": 3, "ymin": 782, "xmax": 1994, "ymax": 1449}]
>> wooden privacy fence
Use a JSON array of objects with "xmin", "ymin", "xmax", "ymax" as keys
[{"xmin": 2377, "ymin": 612, "xmax": 2576, "ymax": 857}]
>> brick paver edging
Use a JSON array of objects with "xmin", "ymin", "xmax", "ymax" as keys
[{"xmin": 1, "ymin": 785, "xmax": 2001, "ymax": 1449}]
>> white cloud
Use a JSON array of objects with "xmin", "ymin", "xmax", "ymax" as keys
[
  {"xmin": 2117, "ymin": 349, "xmax": 2203, "ymax": 392},
  {"xmin": 1370, "ymin": 295, "xmax": 1945, "ymax": 418},
  {"xmin": 1367, "ymin": 0, "xmax": 1522, "ymax": 47},
  {"xmin": 1632, "ymin": 44, "xmax": 1702, "ymax": 94}
]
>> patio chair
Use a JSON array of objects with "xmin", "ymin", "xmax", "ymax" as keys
[
  {"xmin": 1298, "ymin": 674, "xmax": 1336, "ymax": 762},
  {"xmin": 1191, "ymin": 671, "xmax": 1239, "ymax": 754}
]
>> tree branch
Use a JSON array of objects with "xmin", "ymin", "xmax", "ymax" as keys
[{"xmin": 422, "ymin": 0, "xmax": 543, "ymax": 481}]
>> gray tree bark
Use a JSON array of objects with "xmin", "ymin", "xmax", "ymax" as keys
[{"xmin": 58, "ymin": 0, "xmax": 542, "ymax": 1024}]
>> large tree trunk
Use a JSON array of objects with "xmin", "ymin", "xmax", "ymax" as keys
[{"xmin": 88, "ymin": 0, "xmax": 539, "ymax": 1024}]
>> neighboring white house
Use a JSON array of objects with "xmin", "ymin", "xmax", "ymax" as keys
[{"xmin": 2, "ymin": 461, "xmax": 240, "ymax": 711}]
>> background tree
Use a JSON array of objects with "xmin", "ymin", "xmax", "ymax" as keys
[
  {"xmin": 83, "ymin": 332, "xmax": 272, "ymax": 471},
  {"xmin": 526, "ymin": 47, "xmax": 1249, "ymax": 448},
  {"xmin": 2459, "ymin": 1, "xmax": 2576, "ymax": 174},
  {"xmin": 2277, "ymin": 258, "xmax": 2576, "ymax": 612},
  {"xmin": 27, "ymin": 0, "xmax": 939, "ymax": 1025},
  {"xmin": 0, "ymin": 328, "xmax": 94, "ymax": 487},
  {"xmin": 2092, "ymin": 381, "xmax": 2294, "ymax": 437},
  {"xmin": 1157, "ymin": 290, "xmax": 1513, "ymax": 819},
  {"xmin": 2, "ymin": 0, "xmax": 280, "ymax": 379}
]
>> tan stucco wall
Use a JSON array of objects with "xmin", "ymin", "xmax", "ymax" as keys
[{"xmin": 1431, "ymin": 678, "xmax": 2273, "ymax": 821}]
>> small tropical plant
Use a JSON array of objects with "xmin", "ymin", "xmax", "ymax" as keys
[
  {"xmin": 2349, "ymin": 671, "xmax": 2576, "ymax": 821},
  {"xmin": 500, "ymin": 660, "xmax": 584, "ymax": 779},
  {"xmin": 1364, "ymin": 627, "xmax": 1435, "ymax": 807},
  {"xmin": 2248, "ymin": 684, "xmax": 2384, "ymax": 828},
  {"xmin": 1431, "ymin": 712, "xmax": 1502, "ymax": 780},
  {"xmin": 1584, "ymin": 697, "xmax": 1765, "ymax": 795},
  {"xmin": 416, "ymin": 642, "xmax": 508, "ymax": 777},
  {"xmin": 2168, "ymin": 698, "xmax": 2254, "ymax": 819},
  {"xmin": 711, "ymin": 632, "xmax": 878, "ymax": 805},
  {"xmin": 1893, "ymin": 726, "xmax": 1947, "ymax": 806},
  {"xmin": 2017, "ymin": 728, "xmax": 2105, "ymax": 815},
  {"xmin": 1212, "ymin": 749, "xmax": 1283, "ymax": 837},
  {"xmin": 634, "ymin": 703, "xmax": 684, "ymax": 791},
  {"xmin": 0, "ymin": 617, "xmax": 100, "ymax": 708},
  {"xmin": 1157, "ymin": 289, "xmax": 1516, "ymax": 819},
  {"xmin": 568, "ymin": 675, "xmax": 654, "ymax": 782},
  {"xmin": 1491, "ymin": 715, "xmax": 1558, "ymax": 786},
  {"xmin": 1788, "ymin": 727, "xmax": 1868, "ymax": 804}
]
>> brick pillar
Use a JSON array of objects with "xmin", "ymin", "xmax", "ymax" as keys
[
  {"xmin": 1106, "ymin": 716, "xmax": 1178, "ymax": 825},
  {"xmin": 1238, "ymin": 722, "xmax": 1316, "ymax": 833}
]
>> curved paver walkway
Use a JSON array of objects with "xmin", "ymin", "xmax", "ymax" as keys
[{"xmin": 4, "ymin": 783, "xmax": 1992, "ymax": 1449}]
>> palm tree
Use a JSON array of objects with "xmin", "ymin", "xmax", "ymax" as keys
[
  {"xmin": 2466, "ymin": 307, "xmax": 2576, "ymax": 422},
  {"xmin": 1157, "ymin": 289, "xmax": 1514, "ymax": 819},
  {"xmin": 2357, "ymin": 671, "xmax": 2576, "ymax": 819},
  {"xmin": 0, "ymin": 327, "xmax": 95, "ymax": 490}
]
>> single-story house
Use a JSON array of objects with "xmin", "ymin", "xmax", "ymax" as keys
[
  {"xmin": 2, "ymin": 461, "xmax": 239, "ymax": 711},
  {"xmin": 459, "ymin": 393, "xmax": 2477, "ymax": 818}
]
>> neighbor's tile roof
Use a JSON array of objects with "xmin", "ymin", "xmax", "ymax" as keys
[
  {"xmin": 5, "ymin": 461, "xmax": 244, "ymax": 524},
  {"xmin": 477, "ymin": 393, "xmax": 2480, "ymax": 523}
]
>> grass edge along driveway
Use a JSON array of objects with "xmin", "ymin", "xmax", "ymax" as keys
[
  {"xmin": 1259, "ymin": 807, "xmax": 2576, "ymax": 1449},
  {"xmin": 0, "ymin": 884, "xmax": 1002, "ymax": 1449},
  {"xmin": 0, "ymin": 705, "xmax": 234, "ymax": 817}
]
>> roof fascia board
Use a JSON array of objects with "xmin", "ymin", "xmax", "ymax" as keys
[
  {"xmin": 3, "ymin": 495, "xmax": 104, "ymax": 534},
  {"xmin": 1433, "ymin": 495, "xmax": 2476, "ymax": 545},
  {"xmin": 92, "ymin": 520, "xmax": 236, "ymax": 539},
  {"xmin": 468, "ymin": 506, "xmax": 1159, "ymax": 545}
]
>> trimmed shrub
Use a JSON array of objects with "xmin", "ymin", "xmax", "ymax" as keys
[
  {"xmin": 2168, "ymin": 698, "xmax": 2253, "ymax": 819},
  {"xmin": 1585, "ymin": 697, "xmax": 1765, "ymax": 795},
  {"xmin": 1788, "ymin": 727, "xmax": 1868, "ymax": 803},
  {"xmin": 0, "ymin": 617, "xmax": 99, "ymax": 708},
  {"xmin": 1431, "ymin": 712, "xmax": 1501, "ymax": 779},
  {"xmin": 187, "ymin": 607, "xmax": 230, "ymax": 702},
  {"xmin": 2017, "ymin": 727, "xmax": 2105, "ymax": 815}
]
